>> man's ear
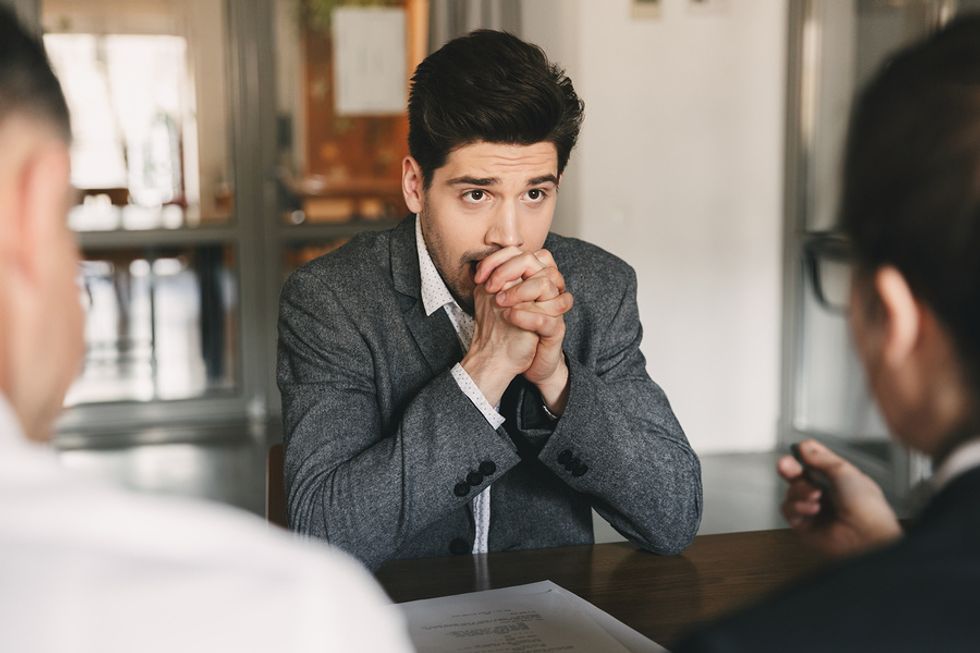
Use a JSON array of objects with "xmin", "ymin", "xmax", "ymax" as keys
[
  {"xmin": 401, "ymin": 156, "xmax": 424, "ymax": 214},
  {"xmin": 12, "ymin": 144, "xmax": 70, "ymax": 283},
  {"xmin": 873, "ymin": 266, "xmax": 921, "ymax": 369}
]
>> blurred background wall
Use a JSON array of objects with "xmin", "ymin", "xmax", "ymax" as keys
[{"xmin": 525, "ymin": 0, "xmax": 787, "ymax": 454}]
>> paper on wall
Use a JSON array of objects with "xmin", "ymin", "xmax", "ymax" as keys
[{"xmin": 332, "ymin": 7, "xmax": 406, "ymax": 116}]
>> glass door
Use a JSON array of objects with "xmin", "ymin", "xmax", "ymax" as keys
[
  {"xmin": 6, "ymin": 0, "xmax": 281, "ymax": 440},
  {"xmin": 780, "ymin": 0, "xmax": 961, "ymax": 505}
]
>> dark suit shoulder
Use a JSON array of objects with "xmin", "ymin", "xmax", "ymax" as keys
[
  {"xmin": 293, "ymin": 229, "xmax": 391, "ymax": 286},
  {"xmin": 283, "ymin": 228, "xmax": 395, "ymax": 304},
  {"xmin": 544, "ymin": 233, "xmax": 636, "ymax": 298}
]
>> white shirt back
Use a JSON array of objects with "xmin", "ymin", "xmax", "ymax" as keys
[{"xmin": 0, "ymin": 396, "xmax": 412, "ymax": 653}]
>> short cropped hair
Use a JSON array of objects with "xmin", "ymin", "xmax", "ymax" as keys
[
  {"xmin": 0, "ymin": 5, "xmax": 70, "ymax": 141},
  {"xmin": 840, "ymin": 15, "xmax": 980, "ymax": 407},
  {"xmin": 408, "ymin": 30, "xmax": 583, "ymax": 187}
]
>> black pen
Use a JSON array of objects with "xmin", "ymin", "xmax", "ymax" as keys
[{"xmin": 790, "ymin": 443, "xmax": 833, "ymax": 494}]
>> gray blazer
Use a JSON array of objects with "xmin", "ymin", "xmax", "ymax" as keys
[{"xmin": 278, "ymin": 216, "xmax": 702, "ymax": 570}]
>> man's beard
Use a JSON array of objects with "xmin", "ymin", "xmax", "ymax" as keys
[{"xmin": 420, "ymin": 206, "xmax": 496, "ymax": 316}]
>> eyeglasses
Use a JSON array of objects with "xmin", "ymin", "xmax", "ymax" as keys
[{"xmin": 804, "ymin": 231, "xmax": 853, "ymax": 315}]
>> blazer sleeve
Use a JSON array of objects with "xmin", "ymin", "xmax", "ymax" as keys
[
  {"xmin": 277, "ymin": 268, "xmax": 521, "ymax": 570},
  {"xmin": 516, "ymin": 266, "xmax": 703, "ymax": 555}
]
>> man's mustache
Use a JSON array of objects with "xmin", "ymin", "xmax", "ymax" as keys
[{"xmin": 460, "ymin": 248, "xmax": 500, "ymax": 267}]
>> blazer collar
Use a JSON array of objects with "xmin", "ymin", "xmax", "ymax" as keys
[
  {"xmin": 389, "ymin": 214, "xmax": 464, "ymax": 373},
  {"xmin": 909, "ymin": 465, "xmax": 980, "ymax": 535},
  {"xmin": 391, "ymin": 215, "xmax": 421, "ymax": 300}
]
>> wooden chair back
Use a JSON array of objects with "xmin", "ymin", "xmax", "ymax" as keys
[{"xmin": 266, "ymin": 443, "xmax": 287, "ymax": 528}]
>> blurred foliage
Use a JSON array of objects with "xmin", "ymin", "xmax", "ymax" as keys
[{"xmin": 302, "ymin": 0, "xmax": 401, "ymax": 33}]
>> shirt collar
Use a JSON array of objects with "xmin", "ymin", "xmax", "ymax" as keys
[
  {"xmin": 416, "ymin": 215, "xmax": 463, "ymax": 317},
  {"xmin": 932, "ymin": 437, "xmax": 980, "ymax": 492}
]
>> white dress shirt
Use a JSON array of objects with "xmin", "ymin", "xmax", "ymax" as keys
[
  {"xmin": 0, "ymin": 395, "xmax": 411, "ymax": 653},
  {"xmin": 416, "ymin": 216, "xmax": 504, "ymax": 554}
]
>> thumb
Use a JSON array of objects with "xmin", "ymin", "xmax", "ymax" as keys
[{"xmin": 798, "ymin": 439, "xmax": 855, "ymax": 483}]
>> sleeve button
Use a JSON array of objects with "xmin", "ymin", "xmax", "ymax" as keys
[{"xmin": 453, "ymin": 482, "xmax": 470, "ymax": 497}]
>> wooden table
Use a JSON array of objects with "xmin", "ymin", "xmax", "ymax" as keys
[{"xmin": 377, "ymin": 529, "xmax": 826, "ymax": 648}]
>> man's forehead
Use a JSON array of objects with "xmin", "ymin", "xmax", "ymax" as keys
[{"xmin": 438, "ymin": 141, "xmax": 558, "ymax": 183}]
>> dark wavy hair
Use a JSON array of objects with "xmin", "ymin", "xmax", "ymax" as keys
[
  {"xmin": 408, "ymin": 30, "xmax": 583, "ymax": 187},
  {"xmin": 840, "ymin": 15, "xmax": 980, "ymax": 411},
  {"xmin": 0, "ymin": 5, "xmax": 70, "ymax": 141}
]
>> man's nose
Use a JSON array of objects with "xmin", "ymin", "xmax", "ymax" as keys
[{"xmin": 485, "ymin": 201, "xmax": 523, "ymax": 249}]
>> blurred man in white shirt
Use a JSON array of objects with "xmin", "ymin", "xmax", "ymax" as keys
[{"xmin": 0, "ymin": 7, "xmax": 411, "ymax": 652}]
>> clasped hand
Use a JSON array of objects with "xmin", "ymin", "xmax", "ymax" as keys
[{"xmin": 461, "ymin": 247, "xmax": 574, "ymax": 413}]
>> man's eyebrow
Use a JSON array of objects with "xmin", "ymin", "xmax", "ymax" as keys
[
  {"xmin": 446, "ymin": 176, "xmax": 499, "ymax": 186},
  {"xmin": 528, "ymin": 174, "xmax": 559, "ymax": 186}
]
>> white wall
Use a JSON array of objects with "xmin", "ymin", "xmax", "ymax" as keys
[{"xmin": 524, "ymin": 0, "xmax": 787, "ymax": 453}]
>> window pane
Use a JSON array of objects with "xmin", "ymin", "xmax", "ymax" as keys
[
  {"xmin": 43, "ymin": 0, "xmax": 233, "ymax": 230},
  {"xmin": 67, "ymin": 245, "xmax": 239, "ymax": 406}
]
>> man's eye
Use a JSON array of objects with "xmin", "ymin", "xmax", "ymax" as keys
[
  {"xmin": 463, "ymin": 190, "xmax": 487, "ymax": 203},
  {"xmin": 526, "ymin": 189, "xmax": 547, "ymax": 202}
]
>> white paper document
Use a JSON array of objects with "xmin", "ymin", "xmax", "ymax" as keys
[
  {"xmin": 332, "ymin": 7, "xmax": 406, "ymax": 115},
  {"xmin": 398, "ymin": 580, "xmax": 669, "ymax": 653}
]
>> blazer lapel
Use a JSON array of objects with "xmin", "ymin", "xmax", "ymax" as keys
[{"xmin": 390, "ymin": 215, "xmax": 464, "ymax": 374}]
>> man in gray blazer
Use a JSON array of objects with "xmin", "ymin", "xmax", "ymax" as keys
[{"xmin": 278, "ymin": 30, "xmax": 702, "ymax": 570}]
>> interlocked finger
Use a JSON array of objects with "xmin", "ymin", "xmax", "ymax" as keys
[
  {"xmin": 485, "ymin": 252, "xmax": 550, "ymax": 293},
  {"xmin": 496, "ymin": 269, "xmax": 566, "ymax": 306},
  {"xmin": 505, "ymin": 307, "xmax": 566, "ymax": 338},
  {"xmin": 533, "ymin": 248, "xmax": 556, "ymax": 268},
  {"xmin": 505, "ymin": 293, "xmax": 574, "ymax": 318},
  {"xmin": 474, "ymin": 246, "xmax": 524, "ymax": 285}
]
